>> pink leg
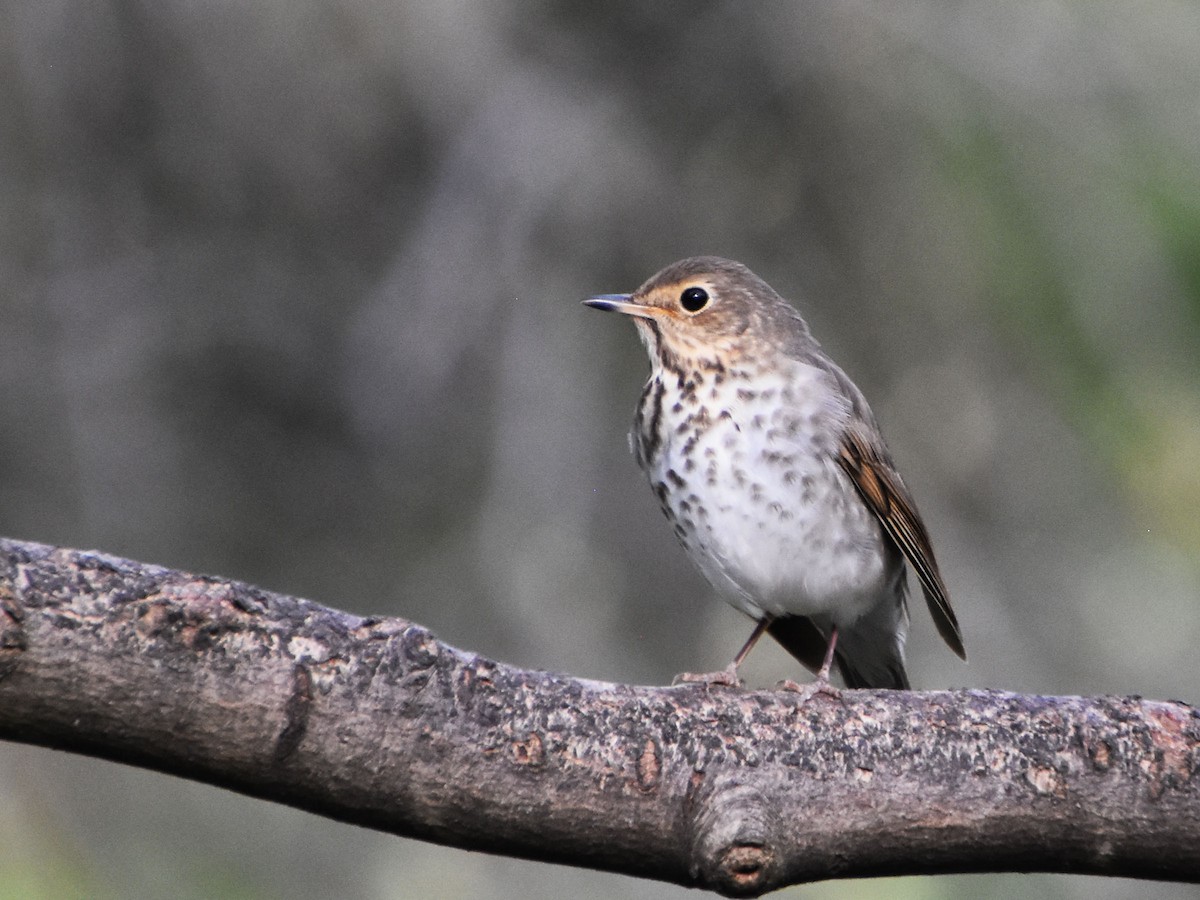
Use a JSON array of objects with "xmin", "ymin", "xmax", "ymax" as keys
[
  {"xmin": 778, "ymin": 626, "xmax": 843, "ymax": 702},
  {"xmin": 673, "ymin": 617, "xmax": 771, "ymax": 688}
]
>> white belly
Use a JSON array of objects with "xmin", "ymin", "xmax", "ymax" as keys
[{"xmin": 646, "ymin": 366, "xmax": 894, "ymax": 627}]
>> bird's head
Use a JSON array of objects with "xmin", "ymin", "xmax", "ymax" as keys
[{"xmin": 584, "ymin": 256, "xmax": 808, "ymax": 369}]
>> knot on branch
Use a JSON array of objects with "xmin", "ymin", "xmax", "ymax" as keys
[{"xmin": 690, "ymin": 779, "xmax": 781, "ymax": 897}]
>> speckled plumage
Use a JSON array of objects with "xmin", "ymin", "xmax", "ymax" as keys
[{"xmin": 586, "ymin": 257, "xmax": 965, "ymax": 691}]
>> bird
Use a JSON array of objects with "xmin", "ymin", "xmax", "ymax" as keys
[{"xmin": 584, "ymin": 256, "xmax": 965, "ymax": 694}]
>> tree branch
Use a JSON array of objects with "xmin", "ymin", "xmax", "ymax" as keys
[{"xmin": 0, "ymin": 537, "xmax": 1196, "ymax": 895}]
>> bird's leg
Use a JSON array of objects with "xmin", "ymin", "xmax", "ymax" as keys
[
  {"xmin": 778, "ymin": 625, "xmax": 843, "ymax": 702},
  {"xmin": 673, "ymin": 617, "xmax": 771, "ymax": 688}
]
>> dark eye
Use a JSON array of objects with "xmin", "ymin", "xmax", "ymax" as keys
[{"xmin": 680, "ymin": 286, "xmax": 709, "ymax": 312}]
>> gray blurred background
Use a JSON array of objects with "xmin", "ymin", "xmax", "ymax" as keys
[{"xmin": 1, "ymin": 2, "xmax": 1198, "ymax": 898}]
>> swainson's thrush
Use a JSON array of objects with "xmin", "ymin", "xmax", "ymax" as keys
[{"xmin": 585, "ymin": 257, "xmax": 965, "ymax": 694}]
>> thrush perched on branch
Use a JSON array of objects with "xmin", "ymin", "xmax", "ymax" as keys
[{"xmin": 585, "ymin": 257, "xmax": 965, "ymax": 696}]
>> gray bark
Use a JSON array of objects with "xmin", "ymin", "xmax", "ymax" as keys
[{"xmin": 0, "ymin": 536, "xmax": 1197, "ymax": 896}]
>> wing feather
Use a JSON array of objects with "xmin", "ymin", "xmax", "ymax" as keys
[{"xmin": 837, "ymin": 428, "xmax": 967, "ymax": 660}]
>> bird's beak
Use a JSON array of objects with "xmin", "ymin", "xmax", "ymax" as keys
[{"xmin": 582, "ymin": 294, "xmax": 662, "ymax": 320}]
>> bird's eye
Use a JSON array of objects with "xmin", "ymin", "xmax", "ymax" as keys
[{"xmin": 680, "ymin": 286, "xmax": 709, "ymax": 313}]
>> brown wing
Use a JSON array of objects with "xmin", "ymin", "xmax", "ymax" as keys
[{"xmin": 837, "ymin": 428, "xmax": 967, "ymax": 660}]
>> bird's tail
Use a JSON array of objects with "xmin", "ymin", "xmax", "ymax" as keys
[
  {"xmin": 767, "ymin": 596, "xmax": 911, "ymax": 690},
  {"xmin": 834, "ymin": 629, "xmax": 910, "ymax": 690}
]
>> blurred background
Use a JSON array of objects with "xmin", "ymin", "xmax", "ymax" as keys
[{"xmin": 1, "ymin": 2, "xmax": 1198, "ymax": 898}]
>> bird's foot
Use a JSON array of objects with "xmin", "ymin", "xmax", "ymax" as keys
[
  {"xmin": 778, "ymin": 625, "xmax": 844, "ymax": 703},
  {"xmin": 673, "ymin": 665, "xmax": 742, "ymax": 688},
  {"xmin": 777, "ymin": 676, "xmax": 842, "ymax": 704}
]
